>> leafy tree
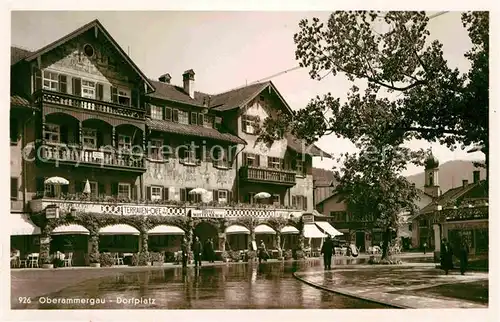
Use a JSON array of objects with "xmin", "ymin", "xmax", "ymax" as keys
[{"xmin": 260, "ymin": 11, "xmax": 488, "ymax": 256}]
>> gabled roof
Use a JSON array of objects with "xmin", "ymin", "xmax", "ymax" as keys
[
  {"xmin": 313, "ymin": 167, "xmax": 337, "ymax": 187},
  {"xmin": 146, "ymin": 119, "xmax": 245, "ymax": 144},
  {"xmin": 11, "ymin": 95, "xmax": 33, "ymax": 109},
  {"xmin": 208, "ymin": 81, "xmax": 293, "ymax": 114},
  {"xmin": 19, "ymin": 19, "xmax": 154, "ymax": 93},
  {"xmin": 286, "ymin": 134, "xmax": 331, "ymax": 158},
  {"xmin": 147, "ymin": 79, "xmax": 205, "ymax": 107},
  {"xmin": 419, "ymin": 181, "xmax": 486, "ymax": 215},
  {"xmin": 11, "ymin": 47, "xmax": 32, "ymax": 65}
]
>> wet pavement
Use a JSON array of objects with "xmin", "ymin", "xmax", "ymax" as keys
[
  {"xmin": 12, "ymin": 258, "xmax": 389, "ymax": 309},
  {"xmin": 295, "ymin": 264, "xmax": 489, "ymax": 308}
]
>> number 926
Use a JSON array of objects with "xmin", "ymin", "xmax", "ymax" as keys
[{"xmin": 18, "ymin": 297, "xmax": 31, "ymax": 304}]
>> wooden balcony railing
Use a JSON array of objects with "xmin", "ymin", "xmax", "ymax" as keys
[
  {"xmin": 39, "ymin": 143, "xmax": 145, "ymax": 171},
  {"xmin": 34, "ymin": 90, "xmax": 145, "ymax": 119},
  {"xmin": 239, "ymin": 165, "xmax": 296, "ymax": 186}
]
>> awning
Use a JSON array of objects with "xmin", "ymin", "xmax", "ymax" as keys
[
  {"xmin": 315, "ymin": 221, "xmax": 343, "ymax": 237},
  {"xmin": 280, "ymin": 225, "xmax": 300, "ymax": 234},
  {"xmin": 303, "ymin": 223, "xmax": 326, "ymax": 238},
  {"xmin": 225, "ymin": 225, "xmax": 250, "ymax": 235},
  {"xmin": 11, "ymin": 214, "xmax": 41, "ymax": 236},
  {"xmin": 52, "ymin": 224, "xmax": 89, "ymax": 235},
  {"xmin": 98, "ymin": 224, "xmax": 140, "ymax": 235},
  {"xmin": 148, "ymin": 225, "xmax": 185, "ymax": 235},
  {"xmin": 254, "ymin": 224, "xmax": 276, "ymax": 234}
]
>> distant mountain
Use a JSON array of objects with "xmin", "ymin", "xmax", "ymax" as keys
[{"xmin": 406, "ymin": 160, "xmax": 486, "ymax": 193}]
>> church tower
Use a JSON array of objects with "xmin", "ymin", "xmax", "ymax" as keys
[{"xmin": 424, "ymin": 153, "xmax": 441, "ymax": 198}]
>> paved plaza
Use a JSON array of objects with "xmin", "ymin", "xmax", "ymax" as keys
[
  {"xmin": 10, "ymin": 253, "xmax": 488, "ymax": 310},
  {"xmin": 294, "ymin": 264, "xmax": 488, "ymax": 308}
]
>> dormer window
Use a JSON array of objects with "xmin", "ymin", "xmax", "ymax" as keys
[{"xmin": 241, "ymin": 114, "xmax": 259, "ymax": 134}]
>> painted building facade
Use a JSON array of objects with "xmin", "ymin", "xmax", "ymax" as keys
[{"xmin": 10, "ymin": 20, "xmax": 329, "ymax": 266}]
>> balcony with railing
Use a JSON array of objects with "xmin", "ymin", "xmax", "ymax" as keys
[
  {"xmin": 38, "ymin": 143, "xmax": 145, "ymax": 172},
  {"xmin": 239, "ymin": 166, "xmax": 296, "ymax": 186},
  {"xmin": 34, "ymin": 90, "xmax": 145, "ymax": 120}
]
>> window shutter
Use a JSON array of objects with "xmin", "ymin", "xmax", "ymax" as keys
[
  {"xmin": 146, "ymin": 186, "xmax": 152, "ymax": 201},
  {"xmin": 131, "ymin": 185, "xmax": 137, "ymax": 200},
  {"xmin": 180, "ymin": 188, "xmax": 186, "ymax": 202},
  {"xmin": 190, "ymin": 112, "xmax": 197, "ymax": 125},
  {"xmin": 111, "ymin": 182, "xmax": 118, "ymax": 196},
  {"xmin": 36, "ymin": 177, "xmax": 45, "ymax": 196},
  {"xmin": 33, "ymin": 67, "xmax": 42, "ymax": 91},
  {"xmin": 96, "ymin": 83, "xmax": 104, "ymax": 101},
  {"xmin": 213, "ymin": 190, "xmax": 218, "ymax": 202},
  {"xmin": 72, "ymin": 78, "xmax": 82, "ymax": 96},
  {"xmin": 256, "ymin": 155, "xmax": 261, "ymax": 167},
  {"xmin": 163, "ymin": 187, "xmax": 169, "ymax": 201},
  {"xmin": 172, "ymin": 109, "xmax": 179, "ymax": 122},
  {"xmin": 164, "ymin": 107, "xmax": 172, "ymax": 120},
  {"xmin": 292, "ymin": 196, "xmax": 296, "ymax": 208},
  {"xmin": 241, "ymin": 115, "xmax": 246, "ymax": 133},
  {"xmin": 98, "ymin": 183, "xmax": 105, "ymax": 198},
  {"xmin": 198, "ymin": 113, "xmax": 203, "ymax": 125},
  {"xmin": 304, "ymin": 196, "xmax": 308, "ymax": 210},
  {"xmin": 131, "ymin": 89, "xmax": 138, "ymax": 108},
  {"xmin": 11, "ymin": 178, "xmax": 18, "ymax": 200},
  {"xmin": 146, "ymin": 103, "xmax": 152, "ymax": 117},
  {"xmin": 228, "ymin": 191, "xmax": 233, "ymax": 203},
  {"xmin": 242, "ymin": 152, "xmax": 247, "ymax": 166},
  {"xmin": 111, "ymin": 86, "xmax": 118, "ymax": 103},
  {"xmin": 58, "ymin": 75, "xmax": 67, "ymax": 94}
]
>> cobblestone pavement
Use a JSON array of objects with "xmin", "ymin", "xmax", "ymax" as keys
[
  {"xmin": 12, "ymin": 259, "xmax": 389, "ymax": 309},
  {"xmin": 294, "ymin": 264, "xmax": 488, "ymax": 308}
]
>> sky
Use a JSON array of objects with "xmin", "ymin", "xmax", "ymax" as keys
[{"xmin": 10, "ymin": 10, "xmax": 485, "ymax": 176}]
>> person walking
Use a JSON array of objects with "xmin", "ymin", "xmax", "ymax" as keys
[
  {"xmin": 192, "ymin": 236, "xmax": 203, "ymax": 268},
  {"xmin": 258, "ymin": 240, "xmax": 269, "ymax": 263},
  {"xmin": 440, "ymin": 238, "xmax": 453, "ymax": 275},
  {"xmin": 423, "ymin": 242, "xmax": 427, "ymax": 254},
  {"xmin": 181, "ymin": 237, "xmax": 188, "ymax": 268},
  {"xmin": 321, "ymin": 235, "xmax": 334, "ymax": 270},
  {"xmin": 207, "ymin": 238, "xmax": 215, "ymax": 263},
  {"xmin": 459, "ymin": 239, "xmax": 469, "ymax": 275}
]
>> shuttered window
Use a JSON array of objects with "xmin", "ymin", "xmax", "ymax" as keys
[
  {"xmin": 164, "ymin": 107, "xmax": 172, "ymax": 121},
  {"xmin": 11, "ymin": 177, "xmax": 18, "ymax": 200}
]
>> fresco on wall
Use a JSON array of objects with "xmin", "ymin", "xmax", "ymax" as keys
[{"xmin": 145, "ymin": 160, "xmax": 234, "ymax": 188}]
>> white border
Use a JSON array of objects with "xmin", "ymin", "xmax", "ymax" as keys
[{"xmin": 1, "ymin": 1, "xmax": 497, "ymax": 322}]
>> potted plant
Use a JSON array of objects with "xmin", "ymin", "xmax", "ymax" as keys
[
  {"xmin": 41, "ymin": 255, "xmax": 54, "ymax": 269},
  {"xmin": 99, "ymin": 253, "xmax": 114, "ymax": 267},
  {"xmin": 150, "ymin": 252, "xmax": 164, "ymax": 266},
  {"xmin": 89, "ymin": 252, "xmax": 101, "ymax": 267},
  {"xmin": 220, "ymin": 251, "xmax": 229, "ymax": 263},
  {"xmin": 283, "ymin": 249, "xmax": 293, "ymax": 260}
]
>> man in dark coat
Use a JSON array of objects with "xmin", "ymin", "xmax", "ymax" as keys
[
  {"xmin": 321, "ymin": 235, "xmax": 334, "ymax": 270},
  {"xmin": 192, "ymin": 236, "xmax": 203, "ymax": 268},
  {"xmin": 440, "ymin": 238, "xmax": 453, "ymax": 275},
  {"xmin": 459, "ymin": 239, "xmax": 469, "ymax": 275},
  {"xmin": 206, "ymin": 238, "xmax": 215, "ymax": 263},
  {"xmin": 181, "ymin": 237, "xmax": 188, "ymax": 268},
  {"xmin": 258, "ymin": 240, "xmax": 269, "ymax": 263}
]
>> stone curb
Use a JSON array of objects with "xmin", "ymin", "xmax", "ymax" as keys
[{"xmin": 292, "ymin": 271, "xmax": 408, "ymax": 309}]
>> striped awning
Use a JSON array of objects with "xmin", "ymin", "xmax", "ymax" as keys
[
  {"xmin": 148, "ymin": 225, "xmax": 185, "ymax": 235},
  {"xmin": 98, "ymin": 224, "xmax": 140, "ymax": 235},
  {"xmin": 280, "ymin": 225, "xmax": 300, "ymax": 234},
  {"xmin": 315, "ymin": 221, "xmax": 343, "ymax": 237},
  {"xmin": 303, "ymin": 223, "xmax": 326, "ymax": 238},
  {"xmin": 254, "ymin": 224, "xmax": 276, "ymax": 234},
  {"xmin": 11, "ymin": 213, "xmax": 41, "ymax": 236},
  {"xmin": 225, "ymin": 225, "xmax": 250, "ymax": 235},
  {"xmin": 52, "ymin": 224, "xmax": 90, "ymax": 235}
]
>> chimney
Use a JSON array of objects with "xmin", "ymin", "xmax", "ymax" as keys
[
  {"xmin": 462, "ymin": 179, "xmax": 469, "ymax": 188},
  {"xmin": 182, "ymin": 69, "xmax": 195, "ymax": 99},
  {"xmin": 158, "ymin": 73, "xmax": 171, "ymax": 84},
  {"xmin": 473, "ymin": 170, "xmax": 480, "ymax": 183}
]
